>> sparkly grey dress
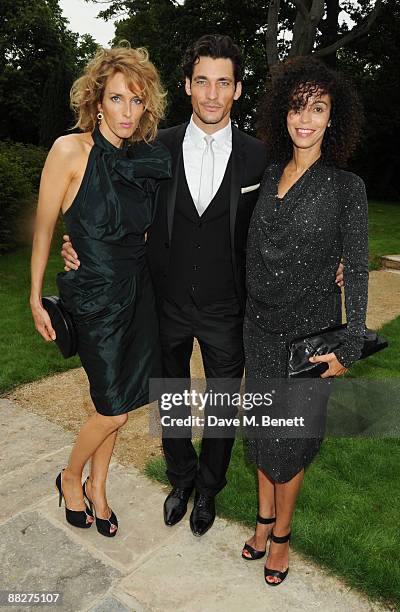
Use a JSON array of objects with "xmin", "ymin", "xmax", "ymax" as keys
[{"xmin": 244, "ymin": 159, "xmax": 369, "ymax": 482}]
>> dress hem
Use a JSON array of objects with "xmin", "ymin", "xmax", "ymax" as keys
[
  {"xmin": 92, "ymin": 391, "xmax": 150, "ymax": 416},
  {"xmin": 248, "ymin": 442, "xmax": 322, "ymax": 484}
]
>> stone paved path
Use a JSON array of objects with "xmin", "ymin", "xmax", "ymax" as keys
[{"xmin": 0, "ymin": 398, "xmax": 388, "ymax": 612}]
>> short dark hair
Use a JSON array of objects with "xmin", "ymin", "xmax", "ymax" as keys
[
  {"xmin": 182, "ymin": 34, "xmax": 243, "ymax": 84},
  {"xmin": 257, "ymin": 56, "xmax": 364, "ymax": 167}
]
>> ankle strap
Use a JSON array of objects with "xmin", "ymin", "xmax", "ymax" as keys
[
  {"xmin": 271, "ymin": 530, "xmax": 291, "ymax": 543},
  {"xmin": 257, "ymin": 514, "xmax": 276, "ymax": 525}
]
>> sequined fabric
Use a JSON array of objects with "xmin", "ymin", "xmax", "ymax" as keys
[{"xmin": 244, "ymin": 160, "xmax": 369, "ymax": 482}]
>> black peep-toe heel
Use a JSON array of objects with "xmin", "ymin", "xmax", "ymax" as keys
[
  {"xmin": 264, "ymin": 530, "xmax": 291, "ymax": 586},
  {"xmin": 83, "ymin": 476, "xmax": 118, "ymax": 537},
  {"xmin": 242, "ymin": 514, "xmax": 276, "ymax": 560},
  {"xmin": 55, "ymin": 470, "xmax": 93, "ymax": 529}
]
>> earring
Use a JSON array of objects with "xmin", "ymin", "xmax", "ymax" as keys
[
  {"xmin": 327, "ymin": 121, "xmax": 331, "ymax": 127},
  {"xmin": 97, "ymin": 111, "xmax": 103, "ymax": 123}
]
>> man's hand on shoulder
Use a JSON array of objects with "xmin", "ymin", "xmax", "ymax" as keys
[{"xmin": 61, "ymin": 235, "xmax": 80, "ymax": 271}]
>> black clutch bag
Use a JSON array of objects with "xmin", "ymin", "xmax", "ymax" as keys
[
  {"xmin": 42, "ymin": 296, "xmax": 77, "ymax": 359},
  {"xmin": 287, "ymin": 324, "xmax": 388, "ymax": 379}
]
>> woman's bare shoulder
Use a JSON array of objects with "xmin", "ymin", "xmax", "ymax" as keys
[{"xmin": 49, "ymin": 132, "xmax": 93, "ymax": 161}]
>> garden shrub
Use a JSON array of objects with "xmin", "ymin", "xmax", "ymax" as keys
[{"xmin": 0, "ymin": 141, "xmax": 47, "ymax": 252}]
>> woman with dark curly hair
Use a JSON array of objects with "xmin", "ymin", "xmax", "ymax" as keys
[{"xmin": 241, "ymin": 57, "xmax": 368, "ymax": 585}]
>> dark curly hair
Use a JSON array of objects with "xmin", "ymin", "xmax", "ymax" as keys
[
  {"xmin": 182, "ymin": 34, "xmax": 243, "ymax": 85},
  {"xmin": 257, "ymin": 56, "xmax": 364, "ymax": 167}
]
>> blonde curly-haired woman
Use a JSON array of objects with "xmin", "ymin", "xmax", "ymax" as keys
[{"xmin": 30, "ymin": 46, "xmax": 171, "ymax": 537}]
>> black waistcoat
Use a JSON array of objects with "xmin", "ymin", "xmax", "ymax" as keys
[{"xmin": 165, "ymin": 154, "xmax": 236, "ymax": 307}]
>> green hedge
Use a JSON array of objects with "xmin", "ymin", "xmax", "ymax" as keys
[{"xmin": 0, "ymin": 141, "xmax": 48, "ymax": 253}]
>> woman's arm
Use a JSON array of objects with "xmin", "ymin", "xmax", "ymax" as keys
[
  {"xmin": 30, "ymin": 137, "xmax": 77, "ymax": 341},
  {"xmin": 334, "ymin": 173, "xmax": 369, "ymax": 368},
  {"xmin": 310, "ymin": 173, "xmax": 368, "ymax": 377}
]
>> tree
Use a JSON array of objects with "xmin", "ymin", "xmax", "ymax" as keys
[
  {"xmin": 39, "ymin": 33, "xmax": 99, "ymax": 147},
  {"xmin": 264, "ymin": 0, "xmax": 382, "ymax": 66},
  {"xmin": 88, "ymin": 0, "xmax": 384, "ymax": 129},
  {"xmin": 75, "ymin": 34, "xmax": 100, "ymax": 73},
  {"xmin": 338, "ymin": 0, "xmax": 400, "ymax": 198},
  {"xmin": 91, "ymin": 0, "xmax": 272, "ymax": 130},
  {"xmin": 0, "ymin": 0, "xmax": 98, "ymax": 145},
  {"xmin": 85, "ymin": 0, "xmax": 399, "ymax": 196}
]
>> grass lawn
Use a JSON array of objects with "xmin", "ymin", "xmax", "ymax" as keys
[
  {"xmin": 0, "ymin": 242, "xmax": 80, "ymax": 394},
  {"xmin": 0, "ymin": 200, "xmax": 399, "ymax": 606},
  {"xmin": 146, "ymin": 436, "xmax": 400, "ymax": 608},
  {"xmin": 368, "ymin": 201, "xmax": 400, "ymax": 269}
]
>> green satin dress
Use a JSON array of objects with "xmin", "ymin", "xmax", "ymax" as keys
[{"xmin": 57, "ymin": 125, "xmax": 171, "ymax": 415}]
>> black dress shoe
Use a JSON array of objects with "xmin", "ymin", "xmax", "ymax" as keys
[
  {"xmin": 163, "ymin": 486, "xmax": 193, "ymax": 526},
  {"xmin": 189, "ymin": 493, "xmax": 215, "ymax": 537}
]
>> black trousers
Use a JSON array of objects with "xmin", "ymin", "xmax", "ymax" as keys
[{"xmin": 159, "ymin": 296, "xmax": 244, "ymax": 497}]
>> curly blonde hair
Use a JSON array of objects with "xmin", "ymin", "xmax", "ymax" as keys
[{"xmin": 70, "ymin": 44, "xmax": 166, "ymax": 142}]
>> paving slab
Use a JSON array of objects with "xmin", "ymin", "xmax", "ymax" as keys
[
  {"xmin": 40, "ymin": 462, "xmax": 185, "ymax": 572},
  {"xmin": 89, "ymin": 591, "xmax": 151, "ymax": 612},
  {"xmin": 381, "ymin": 254, "xmax": 400, "ymax": 270},
  {"xmin": 0, "ymin": 447, "xmax": 73, "ymax": 523},
  {"xmin": 0, "ymin": 511, "xmax": 120, "ymax": 612},
  {"xmin": 89, "ymin": 595, "xmax": 133, "ymax": 612},
  {"xmin": 0, "ymin": 398, "xmax": 73, "ymax": 476},
  {"xmin": 0, "ymin": 398, "xmax": 390, "ymax": 612},
  {"xmin": 120, "ymin": 519, "xmax": 384, "ymax": 612}
]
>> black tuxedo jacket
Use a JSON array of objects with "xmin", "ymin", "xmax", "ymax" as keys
[{"xmin": 146, "ymin": 122, "xmax": 268, "ymax": 311}]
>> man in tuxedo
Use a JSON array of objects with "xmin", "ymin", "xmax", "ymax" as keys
[
  {"xmin": 147, "ymin": 35, "xmax": 268, "ymax": 536},
  {"xmin": 61, "ymin": 34, "xmax": 343, "ymax": 537}
]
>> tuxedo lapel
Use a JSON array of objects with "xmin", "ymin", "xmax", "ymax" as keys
[
  {"xmin": 230, "ymin": 126, "xmax": 245, "ymax": 259},
  {"xmin": 167, "ymin": 122, "xmax": 188, "ymax": 242}
]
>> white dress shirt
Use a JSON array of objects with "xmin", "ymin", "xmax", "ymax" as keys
[{"xmin": 182, "ymin": 116, "xmax": 232, "ymax": 215}]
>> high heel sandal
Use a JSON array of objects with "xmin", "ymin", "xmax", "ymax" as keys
[
  {"xmin": 264, "ymin": 530, "xmax": 291, "ymax": 586},
  {"xmin": 55, "ymin": 471, "xmax": 93, "ymax": 529},
  {"xmin": 83, "ymin": 476, "xmax": 118, "ymax": 538},
  {"xmin": 242, "ymin": 514, "xmax": 276, "ymax": 560}
]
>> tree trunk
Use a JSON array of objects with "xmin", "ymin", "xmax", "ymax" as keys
[
  {"xmin": 266, "ymin": 0, "xmax": 281, "ymax": 67},
  {"xmin": 290, "ymin": 0, "xmax": 312, "ymax": 57},
  {"xmin": 315, "ymin": 0, "xmax": 383, "ymax": 57},
  {"xmin": 319, "ymin": 0, "xmax": 340, "ymax": 67},
  {"xmin": 287, "ymin": 0, "xmax": 382, "ymax": 61},
  {"xmin": 290, "ymin": 0, "xmax": 324, "ymax": 56},
  {"xmin": 305, "ymin": 0, "xmax": 325, "ymax": 54}
]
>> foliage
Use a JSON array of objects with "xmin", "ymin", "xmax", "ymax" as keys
[
  {"xmin": 338, "ymin": 0, "xmax": 400, "ymax": 199},
  {"xmin": 0, "ymin": 141, "xmax": 48, "ymax": 190},
  {"xmin": 110, "ymin": 0, "xmax": 272, "ymax": 130},
  {"xmin": 0, "ymin": 141, "xmax": 47, "ymax": 252},
  {"xmin": 1, "ymin": 0, "xmax": 398, "ymax": 198},
  {"xmin": 99, "ymin": 0, "xmax": 397, "ymax": 199},
  {"xmin": 0, "ymin": 155, "xmax": 31, "ymax": 252},
  {"xmin": 0, "ymin": 0, "xmax": 98, "ymax": 146}
]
